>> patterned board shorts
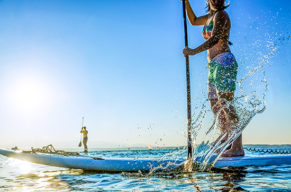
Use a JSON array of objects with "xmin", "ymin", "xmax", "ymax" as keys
[{"xmin": 208, "ymin": 52, "xmax": 238, "ymax": 99}]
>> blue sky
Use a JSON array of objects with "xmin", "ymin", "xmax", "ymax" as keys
[{"xmin": 0, "ymin": 0, "xmax": 290, "ymax": 148}]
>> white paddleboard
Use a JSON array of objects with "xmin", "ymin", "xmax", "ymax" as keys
[{"xmin": 1, "ymin": 148, "xmax": 291, "ymax": 172}]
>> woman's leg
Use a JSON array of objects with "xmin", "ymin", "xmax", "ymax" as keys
[
  {"xmin": 209, "ymin": 82, "xmax": 232, "ymax": 151},
  {"xmin": 209, "ymin": 82, "xmax": 229, "ymax": 140},
  {"xmin": 218, "ymin": 92, "xmax": 244, "ymax": 157},
  {"xmin": 210, "ymin": 98, "xmax": 228, "ymax": 134},
  {"xmin": 208, "ymin": 82, "xmax": 241, "ymax": 154},
  {"xmin": 83, "ymin": 137, "xmax": 88, "ymax": 152}
]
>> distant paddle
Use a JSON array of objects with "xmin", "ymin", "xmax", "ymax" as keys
[
  {"xmin": 78, "ymin": 135, "xmax": 82, "ymax": 147},
  {"xmin": 182, "ymin": 0, "xmax": 193, "ymax": 171},
  {"xmin": 78, "ymin": 117, "xmax": 84, "ymax": 147}
]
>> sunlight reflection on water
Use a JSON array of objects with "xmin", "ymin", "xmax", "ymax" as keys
[{"xmin": 0, "ymin": 157, "xmax": 83, "ymax": 191}]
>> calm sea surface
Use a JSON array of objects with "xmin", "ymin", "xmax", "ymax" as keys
[{"xmin": 0, "ymin": 145, "xmax": 291, "ymax": 191}]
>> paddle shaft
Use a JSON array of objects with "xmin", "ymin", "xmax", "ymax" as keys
[
  {"xmin": 79, "ymin": 117, "xmax": 85, "ymax": 146},
  {"xmin": 182, "ymin": 0, "xmax": 193, "ymax": 159}
]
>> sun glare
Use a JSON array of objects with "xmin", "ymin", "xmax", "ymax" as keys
[
  {"xmin": 7, "ymin": 159, "xmax": 34, "ymax": 174},
  {"xmin": 4, "ymin": 76, "xmax": 53, "ymax": 115}
]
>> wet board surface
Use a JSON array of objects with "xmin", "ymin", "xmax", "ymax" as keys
[{"xmin": 1, "ymin": 148, "xmax": 291, "ymax": 172}]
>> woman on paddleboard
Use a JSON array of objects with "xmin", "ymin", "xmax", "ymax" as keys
[
  {"xmin": 81, "ymin": 126, "xmax": 88, "ymax": 153},
  {"xmin": 182, "ymin": 0, "xmax": 244, "ymax": 157}
]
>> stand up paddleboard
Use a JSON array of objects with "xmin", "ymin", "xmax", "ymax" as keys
[{"xmin": 1, "ymin": 148, "xmax": 291, "ymax": 172}]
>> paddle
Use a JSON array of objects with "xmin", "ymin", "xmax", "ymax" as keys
[
  {"xmin": 78, "ymin": 135, "xmax": 82, "ymax": 147},
  {"xmin": 78, "ymin": 117, "xmax": 84, "ymax": 147},
  {"xmin": 182, "ymin": 0, "xmax": 193, "ymax": 171}
]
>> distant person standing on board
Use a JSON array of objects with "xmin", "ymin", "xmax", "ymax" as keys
[
  {"xmin": 80, "ymin": 126, "xmax": 88, "ymax": 153},
  {"xmin": 182, "ymin": 0, "xmax": 244, "ymax": 157}
]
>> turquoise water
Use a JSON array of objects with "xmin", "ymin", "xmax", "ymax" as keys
[{"xmin": 0, "ymin": 145, "xmax": 291, "ymax": 191}]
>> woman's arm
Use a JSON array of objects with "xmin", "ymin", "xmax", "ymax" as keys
[
  {"xmin": 184, "ymin": 11, "xmax": 227, "ymax": 56},
  {"xmin": 185, "ymin": 0, "xmax": 209, "ymax": 26}
]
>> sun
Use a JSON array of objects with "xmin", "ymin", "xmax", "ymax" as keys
[{"xmin": 4, "ymin": 75, "xmax": 53, "ymax": 115}]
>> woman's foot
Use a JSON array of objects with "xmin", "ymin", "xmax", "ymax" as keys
[
  {"xmin": 221, "ymin": 134, "xmax": 244, "ymax": 157},
  {"xmin": 221, "ymin": 147, "xmax": 245, "ymax": 157}
]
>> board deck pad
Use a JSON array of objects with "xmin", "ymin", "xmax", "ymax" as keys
[{"xmin": 1, "ymin": 148, "xmax": 291, "ymax": 172}]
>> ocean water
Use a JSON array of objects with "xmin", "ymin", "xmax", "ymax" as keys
[{"xmin": 0, "ymin": 145, "xmax": 291, "ymax": 191}]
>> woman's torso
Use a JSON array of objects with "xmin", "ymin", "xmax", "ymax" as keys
[
  {"xmin": 82, "ymin": 130, "xmax": 88, "ymax": 137},
  {"xmin": 202, "ymin": 11, "xmax": 231, "ymax": 62}
]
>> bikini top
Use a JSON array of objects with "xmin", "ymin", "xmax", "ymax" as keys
[
  {"xmin": 202, "ymin": 15, "xmax": 232, "ymax": 45},
  {"xmin": 202, "ymin": 16, "xmax": 214, "ymax": 40}
]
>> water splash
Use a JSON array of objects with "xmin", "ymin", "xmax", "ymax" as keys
[
  {"xmin": 189, "ymin": 34, "xmax": 287, "ymax": 171},
  {"xmin": 145, "ymin": 34, "xmax": 285, "ymax": 174},
  {"xmin": 139, "ymin": 25, "xmax": 291, "ymax": 175}
]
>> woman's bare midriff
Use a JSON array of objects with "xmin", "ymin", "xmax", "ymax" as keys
[{"xmin": 207, "ymin": 39, "xmax": 230, "ymax": 62}]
